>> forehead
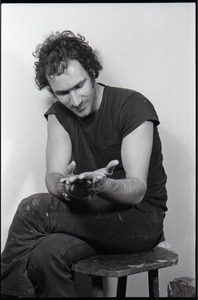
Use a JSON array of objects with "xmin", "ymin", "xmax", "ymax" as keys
[{"xmin": 47, "ymin": 60, "xmax": 87, "ymax": 89}]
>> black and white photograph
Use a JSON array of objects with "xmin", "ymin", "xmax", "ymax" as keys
[{"xmin": 1, "ymin": 3, "xmax": 196, "ymax": 298}]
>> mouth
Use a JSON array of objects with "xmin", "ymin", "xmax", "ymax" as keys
[
  {"xmin": 78, "ymin": 105, "xmax": 86, "ymax": 112},
  {"xmin": 74, "ymin": 102, "xmax": 87, "ymax": 113}
]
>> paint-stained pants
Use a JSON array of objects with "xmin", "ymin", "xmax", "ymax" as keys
[{"xmin": 1, "ymin": 193, "xmax": 165, "ymax": 297}]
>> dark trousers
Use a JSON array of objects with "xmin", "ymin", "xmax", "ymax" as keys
[{"xmin": 1, "ymin": 193, "xmax": 165, "ymax": 297}]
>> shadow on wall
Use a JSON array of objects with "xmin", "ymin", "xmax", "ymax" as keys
[
  {"xmin": 160, "ymin": 126, "xmax": 194, "ymax": 236},
  {"xmin": 159, "ymin": 126, "xmax": 195, "ymax": 277}
]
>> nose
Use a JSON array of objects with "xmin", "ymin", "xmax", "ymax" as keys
[{"xmin": 70, "ymin": 91, "xmax": 82, "ymax": 107}]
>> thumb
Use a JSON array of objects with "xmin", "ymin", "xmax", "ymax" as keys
[
  {"xmin": 66, "ymin": 161, "xmax": 76, "ymax": 176},
  {"xmin": 105, "ymin": 160, "xmax": 119, "ymax": 176}
]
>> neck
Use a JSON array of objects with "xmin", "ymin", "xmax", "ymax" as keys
[{"xmin": 94, "ymin": 82, "xmax": 104, "ymax": 112}]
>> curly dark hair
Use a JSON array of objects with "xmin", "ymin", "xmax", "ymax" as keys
[{"xmin": 33, "ymin": 30, "xmax": 103, "ymax": 94}]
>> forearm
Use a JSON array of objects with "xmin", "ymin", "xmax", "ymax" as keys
[
  {"xmin": 98, "ymin": 177, "xmax": 147, "ymax": 206},
  {"xmin": 45, "ymin": 172, "xmax": 65, "ymax": 200}
]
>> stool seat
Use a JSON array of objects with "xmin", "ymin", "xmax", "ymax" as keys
[
  {"xmin": 72, "ymin": 247, "xmax": 178, "ymax": 298},
  {"xmin": 72, "ymin": 247, "xmax": 178, "ymax": 277}
]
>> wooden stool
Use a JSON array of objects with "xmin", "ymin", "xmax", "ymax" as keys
[{"xmin": 72, "ymin": 247, "xmax": 178, "ymax": 298}]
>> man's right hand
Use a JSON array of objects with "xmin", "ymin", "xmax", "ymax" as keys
[{"xmin": 60, "ymin": 161, "xmax": 92, "ymax": 200}]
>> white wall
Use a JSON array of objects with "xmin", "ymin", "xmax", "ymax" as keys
[{"xmin": 2, "ymin": 3, "xmax": 195, "ymax": 297}]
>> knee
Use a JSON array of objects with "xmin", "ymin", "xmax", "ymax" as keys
[
  {"xmin": 17, "ymin": 193, "xmax": 49, "ymax": 215},
  {"xmin": 28, "ymin": 234, "xmax": 71, "ymax": 271},
  {"xmin": 28, "ymin": 233, "xmax": 94, "ymax": 270}
]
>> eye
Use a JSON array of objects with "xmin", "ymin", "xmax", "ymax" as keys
[
  {"xmin": 75, "ymin": 80, "xmax": 86, "ymax": 90},
  {"xmin": 56, "ymin": 91, "xmax": 69, "ymax": 96}
]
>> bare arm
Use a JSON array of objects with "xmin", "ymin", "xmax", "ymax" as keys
[
  {"xmin": 45, "ymin": 115, "xmax": 92, "ymax": 201},
  {"xmin": 99, "ymin": 121, "xmax": 153, "ymax": 205},
  {"xmin": 45, "ymin": 114, "xmax": 72, "ymax": 199},
  {"xmin": 77, "ymin": 121, "xmax": 154, "ymax": 206}
]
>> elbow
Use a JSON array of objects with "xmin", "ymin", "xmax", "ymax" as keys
[
  {"xmin": 137, "ymin": 183, "xmax": 147, "ymax": 204},
  {"xmin": 132, "ymin": 180, "xmax": 147, "ymax": 205},
  {"xmin": 45, "ymin": 173, "xmax": 51, "ymax": 193}
]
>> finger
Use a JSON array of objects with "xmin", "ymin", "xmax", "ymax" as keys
[
  {"xmin": 92, "ymin": 175, "xmax": 106, "ymax": 185},
  {"xmin": 67, "ymin": 175, "xmax": 92, "ymax": 185},
  {"xmin": 60, "ymin": 177, "xmax": 67, "ymax": 183},
  {"xmin": 66, "ymin": 161, "xmax": 76, "ymax": 176},
  {"xmin": 70, "ymin": 179, "xmax": 92, "ymax": 186},
  {"xmin": 66, "ymin": 174, "xmax": 79, "ymax": 184},
  {"xmin": 78, "ymin": 172, "xmax": 96, "ymax": 180},
  {"xmin": 76, "ymin": 179, "xmax": 92, "ymax": 185},
  {"xmin": 105, "ymin": 160, "xmax": 119, "ymax": 175}
]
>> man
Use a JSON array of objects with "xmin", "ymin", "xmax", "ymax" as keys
[{"xmin": 1, "ymin": 30, "xmax": 167, "ymax": 297}]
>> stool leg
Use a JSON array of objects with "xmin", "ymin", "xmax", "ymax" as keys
[
  {"xmin": 92, "ymin": 276, "xmax": 104, "ymax": 297},
  {"xmin": 117, "ymin": 276, "xmax": 127, "ymax": 298},
  {"xmin": 148, "ymin": 269, "xmax": 159, "ymax": 298}
]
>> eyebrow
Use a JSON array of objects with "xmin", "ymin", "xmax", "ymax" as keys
[{"xmin": 55, "ymin": 79, "xmax": 86, "ymax": 95}]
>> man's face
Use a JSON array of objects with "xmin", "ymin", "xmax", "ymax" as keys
[{"xmin": 47, "ymin": 60, "xmax": 96, "ymax": 118}]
